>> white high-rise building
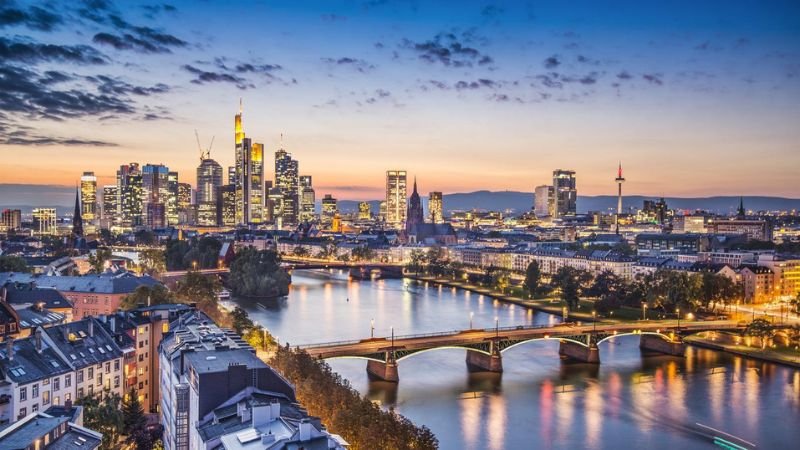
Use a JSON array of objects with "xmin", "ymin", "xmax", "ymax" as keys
[{"xmin": 385, "ymin": 170, "xmax": 407, "ymax": 227}]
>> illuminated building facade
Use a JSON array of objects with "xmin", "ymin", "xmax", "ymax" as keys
[
  {"xmin": 196, "ymin": 158, "xmax": 223, "ymax": 226},
  {"xmin": 232, "ymin": 105, "xmax": 266, "ymax": 225},
  {"xmin": 553, "ymin": 169, "xmax": 577, "ymax": 218},
  {"xmin": 217, "ymin": 184, "xmax": 236, "ymax": 227},
  {"xmin": 177, "ymin": 183, "xmax": 192, "ymax": 210},
  {"xmin": 248, "ymin": 142, "xmax": 265, "ymax": 224},
  {"xmin": 428, "ymin": 191, "xmax": 443, "ymax": 224},
  {"xmin": 117, "ymin": 163, "xmax": 143, "ymax": 229},
  {"xmin": 534, "ymin": 185, "xmax": 554, "ymax": 217},
  {"xmin": 358, "ymin": 202, "xmax": 371, "ymax": 220},
  {"xmin": 299, "ymin": 175, "xmax": 315, "ymax": 223},
  {"xmin": 102, "ymin": 185, "xmax": 117, "ymax": 222},
  {"xmin": 385, "ymin": 170, "xmax": 407, "ymax": 228},
  {"xmin": 275, "ymin": 148, "xmax": 299, "ymax": 226},
  {"xmin": 167, "ymin": 171, "xmax": 179, "ymax": 226},
  {"xmin": 1, "ymin": 209, "xmax": 21, "ymax": 232},
  {"xmin": 321, "ymin": 194, "xmax": 337, "ymax": 227},
  {"xmin": 80, "ymin": 172, "xmax": 97, "ymax": 227},
  {"xmin": 32, "ymin": 208, "xmax": 57, "ymax": 235},
  {"xmin": 142, "ymin": 164, "xmax": 170, "ymax": 229}
]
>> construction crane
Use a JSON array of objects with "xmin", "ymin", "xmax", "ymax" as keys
[{"xmin": 195, "ymin": 129, "xmax": 215, "ymax": 161}]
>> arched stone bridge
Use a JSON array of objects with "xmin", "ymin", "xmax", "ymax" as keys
[{"xmin": 299, "ymin": 320, "xmax": 747, "ymax": 382}]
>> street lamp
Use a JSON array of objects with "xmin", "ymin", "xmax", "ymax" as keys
[
  {"xmin": 676, "ymin": 308, "xmax": 681, "ymax": 329},
  {"xmin": 370, "ymin": 318, "xmax": 374, "ymax": 339},
  {"xmin": 495, "ymin": 316, "xmax": 499, "ymax": 338},
  {"xmin": 592, "ymin": 310, "xmax": 597, "ymax": 334},
  {"xmin": 390, "ymin": 326, "xmax": 394, "ymax": 348},
  {"xmin": 469, "ymin": 312, "xmax": 474, "ymax": 330},
  {"xmin": 642, "ymin": 303, "xmax": 648, "ymax": 320}
]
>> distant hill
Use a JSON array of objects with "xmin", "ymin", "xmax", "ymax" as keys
[
  {"xmin": 339, "ymin": 191, "xmax": 800, "ymax": 214},
  {"xmin": 2, "ymin": 184, "xmax": 798, "ymax": 216}
]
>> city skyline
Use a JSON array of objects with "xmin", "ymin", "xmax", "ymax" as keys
[{"xmin": 1, "ymin": 0, "xmax": 799, "ymax": 200}]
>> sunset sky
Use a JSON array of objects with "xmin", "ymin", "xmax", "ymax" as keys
[{"xmin": 1, "ymin": 0, "xmax": 799, "ymax": 201}]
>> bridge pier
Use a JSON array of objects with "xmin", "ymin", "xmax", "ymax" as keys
[
  {"xmin": 639, "ymin": 334, "xmax": 686, "ymax": 356},
  {"xmin": 559, "ymin": 340, "xmax": 600, "ymax": 364},
  {"xmin": 366, "ymin": 357, "xmax": 399, "ymax": 383},
  {"xmin": 465, "ymin": 348, "xmax": 503, "ymax": 373}
]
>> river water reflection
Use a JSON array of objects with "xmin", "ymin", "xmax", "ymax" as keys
[{"xmin": 234, "ymin": 270, "xmax": 800, "ymax": 450}]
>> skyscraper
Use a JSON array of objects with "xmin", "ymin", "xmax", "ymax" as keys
[
  {"xmin": 233, "ymin": 104, "xmax": 266, "ymax": 225},
  {"xmin": 102, "ymin": 185, "xmax": 118, "ymax": 222},
  {"xmin": 299, "ymin": 175, "xmax": 315, "ymax": 223},
  {"xmin": 321, "ymin": 194, "xmax": 337, "ymax": 227},
  {"xmin": 80, "ymin": 172, "xmax": 97, "ymax": 227},
  {"xmin": 197, "ymin": 157, "xmax": 223, "ymax": 226},
  {"xmin": 386, "ymin": 170, "xmax": 407, "ymax": 228},
  {"xmin": 275, "ymin": 147, "xmax": 299, "ymax": 226},
  {"xmin": 167, "ymin": 171, "xmax": 179, "ymax": 226},
  {"xmin": 1, "ymin": 209, "xmax": 22, "ymax": 232},
  {"xmin": 32, "ymin": 208, "xmax": 57, "ymax": 235},
  {"xmin": 406, "ymin": 178, "xmax": 424, "ymax": 233},
  {"xmin": 534, "ymin": 185, "xmax": 554, "ymax": 217},
  {"xmin": 358, "ymin": 202, "xmax": 371, "ymax": 221},
  {"xmin": 552, "ymin": 169, "xmax": 577, "ymax": 218},
  {"xmin": 142, "ymin": 164, "xmax": 169, "ymax": 229},
  {"xmin": 117, "ymin": 163, "xmax": 142, "ymax": 229},
  {"xmin": 428, "ymin": 191, "xmax": 443, "ymax": 224}
]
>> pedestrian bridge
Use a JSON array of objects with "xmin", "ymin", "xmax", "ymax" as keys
[{"xmin": 298, "ymin": 320, "xmax": 747, "ymax": 382}]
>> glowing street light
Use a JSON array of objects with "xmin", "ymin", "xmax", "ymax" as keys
[
  {"xmin": 495, "ymin": 316, "xmax": 499, "ymax": 338},
  {"xmin": 642, "ymin": 302, "xmax": 648, "ymax": 320},
  {"xmin": 592, "ymin": 310, "xmax": 597, "ymax": 334},
  {"xmin": 676, "ymin": 307, "xmax": 681, "ymax": 329},
  {"xmin": 370, "ymin": 318, "xmax": 374, "ymax": 339}
]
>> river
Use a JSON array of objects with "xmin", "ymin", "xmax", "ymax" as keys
[{"xmin": 233, "ymin": 269, "xmax": 800, "ymax": 450}]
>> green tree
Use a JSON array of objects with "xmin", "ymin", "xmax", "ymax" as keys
[
  {"xmin": 745, "ymin": 318, "xmax": 775, "ymax": 350},
  {"xmin": 139, "ymin": 248, "xmax": 166, "ymax": 275},
  {"xmin": 407, "ymin": 250, "xmax": 426, "ymax": 275},
  {"xmin": 523, "ymin": 260, "xmax": 541, "ymax": 297},
  {"xmin": 551, "ymin": 267, "xmax": 591, "ymax": 310},
  {"xmin": 230, "ymin": 306, "xmax": 255, "ymax": 335},
  {"xmin": 134, "ymin": 230, "xmax": 156, "ymax": 246},
  {"xmin": 122, "ymin": 387, "xmax": 146, "ymax": 436},
  {"xmin": 228, "ymin": 248, "xmax": 291, "ymax": 298},
  {"xmin": 121, "ymin": 284, "xmax": 173, "ymax": 309},
  {"xmin": 0, "ymin": 255, "xmax": 29, "ymax": 272},
  {"xmin": 293, "ymin": 246, "xmax": 310, "ymax": 257},
  {"xmin": 79, "ymin": 392, "xmax": 124, "ymax": 449},
  {"xmin": 88, "ymin": 248, "xmax": 113, "ymax": 273},
  {"xmin": 351, "ymin": 246, "xmax": 376, "ymax": 262}
]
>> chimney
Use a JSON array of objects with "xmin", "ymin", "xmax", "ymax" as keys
[
  {"xmin": 261, "ymin": 430, "xmax": 275, "ymax": 445},
  {"xmin": 35, "ymin": 327, "xmax": 43, "ymax": 353},
  {"xmin": 298, "ymin": 418, "xmax": 312, "ymax": 441},
  {"xmin": 5, "ymin": 338, "xmax": 13, "ymax": 361},
  {"xmin": 109, "ymin": 316, "xmax": 116, "ymax": 333},
  {"xmin": 87, "ymin": 319, "xmax": 94, "ymax": 337}
]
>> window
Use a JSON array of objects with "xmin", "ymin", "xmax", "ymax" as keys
[
  {"xmin": 53, "ymin": 377, "xmax": 60, "ymax": 391},
  {"xmin": 88, "ymin": 367, "xmax": 93, "ymax": 379},
  {"xmin": 19, "ymin": 387, "xmax": 26, "ymax": 401},
  {"xmin": 54, "ymin": 396, "xmax": 60, "ymax": 406},
  {"xmin": 42, "ymin": 391, "xmax": 50, "ymax": 405},
  {"xmin": 19, "ymin": 407, "xmax": 26, "ymax": 417},
  {"xmin": 32, "ymin": 384, "xmax": 39, "ymax": 398},
  {"xmin": 114, "ymin": 360, "xmax": 120, "ymax": 371},
  {"xmin": 88, "ymin": 385, "xmax": 93, "ymax": 396},
  {"xmin": 114, "ymin": 376, "xmax": 120, "ymax": 388},
  {"xmin": 78, "ymin": 387, "xmax": 84, "ymax": 398},
  {"xmin": 42, "ymin": 378, "xmax": 49, "ymax": 386},
  {"xmin": 162, "ymin": 322, "xmax": 169, "ymax": 333},
  {"xmin": 77, "ymin": 370, "xmax": 83, "ymax": 383},
  {"xmin": 138, "ymin": 367, "xmax": 144, "ymax": 376},
  {"xmin": 32, "ymin": 404, "xmax": 38, "ymax": 412},
  {"xmin": 139, "ymin": 382, "xmax": 143, "ymax": 390},
  {"xmin": 65, "ymin": 393, "xmax": 71, "ymax": 402},
  {"xmin": 105, "ymin": 362, "xmax": 110, "ymax": 374},
  {"xmin": 65, "ymin": 374, "xmax": 71, "ymax": 388},
  {"xmin": 139, "ymin": 341, "xmax": 144, "ymax": 348},
  {"xmin": 138, "ymin": 326, "xmax": 146, "ymax": 335}
]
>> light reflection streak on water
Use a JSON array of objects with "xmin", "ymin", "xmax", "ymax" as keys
[
  {"xmin": 584, "ymin": 381, "xmax": 602, "ymax": 449},
  {"xmin": 460, "ymin": 393, "xmax": 482, "ymax": 450},
  {"xmin": 487, "ymin": 394, "xmax": 506, "ymax": 450}
]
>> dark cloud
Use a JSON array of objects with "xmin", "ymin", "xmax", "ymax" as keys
[
  {"xmin": 0, "ymin": 3, "xmax": 63, "ymax": 31},
  {"xmin": 321, "ymin": 57, "xmax": 375, "ymax": 73},
  {"xmin": 0, "ymin": 131, "xmax": 118, "ymax": 146},
  {"xmin": 86, "ymin": 75, "xmax": 170, "ymax": 96},
  {"xmin": 616, "ymin": 71, "xmax": 633, "ymax": 80},
  {"xmin": 576, "ymin": 55, "xmax": 600, "ymax": 65},
  {"xmin": 182, "ymin": 64, "xmax": 253, "ymax": 89},
  {"xmin": 535, "ymin": 74, "xmax": 562, "ymax": 89},
  {"xmin": 455, "ymin": 78, "xmax": 499, "ymax": 90},
  {"xmin": 543, "ymin": 55, "xmax": 560, "ymax": 69},
  {"xmin": 141, "ymin": 4, "xmax": 177, "ymax": 19},
  {"xmin": 92, "ymin": 14, "xmax": 186, "ymax": 53},
  {"xmin": 481, "ymin": 5, "xmax": 504, "ymax": 19},
  {"xmin": 401, "ymin": 31, "xmax": 494, "ymax": 68},
  {"xmin": 427, "ymin": 80, "xmax": 449, "ymax": 90},
  {"xmin": 374, "ymin": 42, "xmax": 385, "ymax": 49},
  {"xmin": 0, "ymin": 37, "xmax": 108, "ymax": 64},
  {"xmin": 320, "ymin": 13, "xmax": 346, "ymax": 22},
  {"xmin": 642, "ymin": 73, "xmax": 663, "ymax": 85},
  {"xmin": 38, "ymin": 70, "xmax": 73, "ymax": 85}
]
